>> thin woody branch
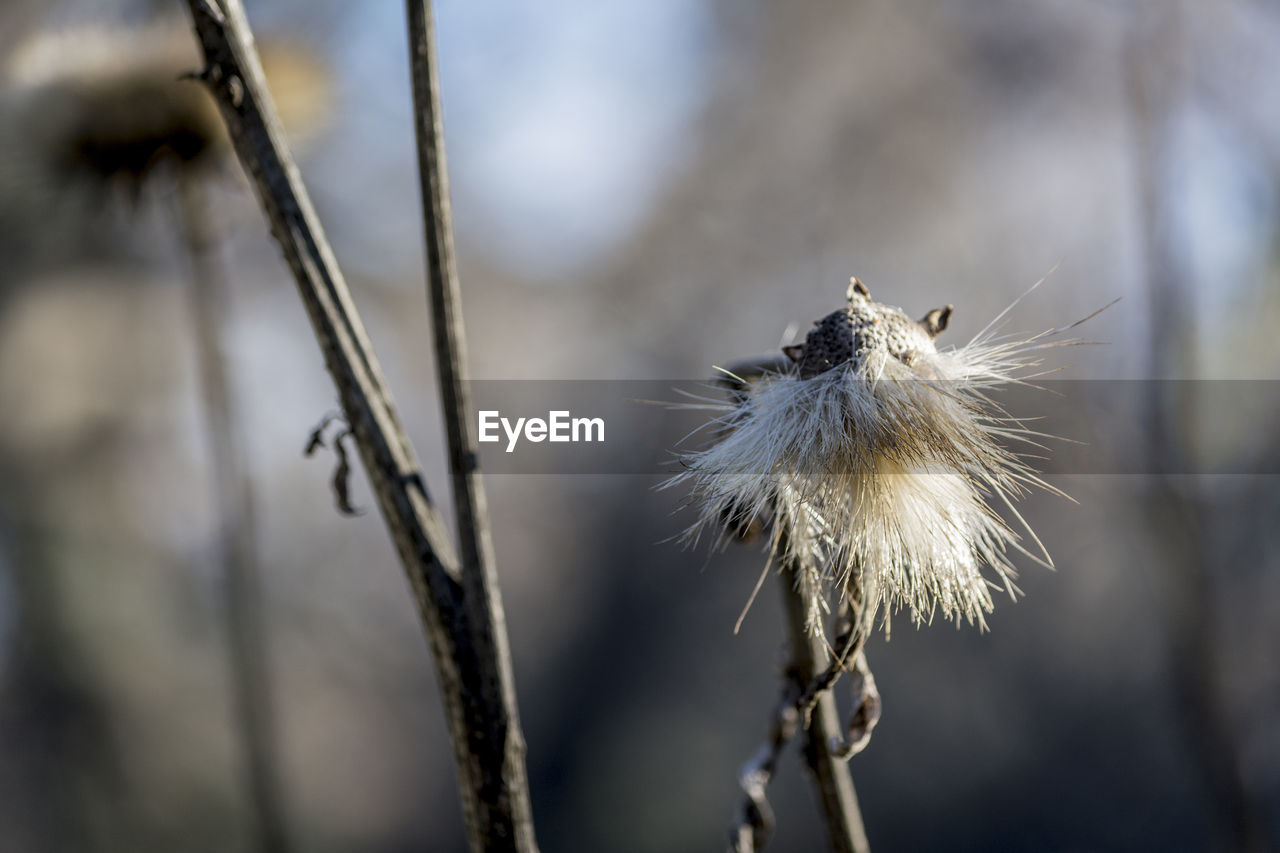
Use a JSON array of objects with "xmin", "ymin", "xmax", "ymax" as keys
[
  {"xmin": 175, "ymin": 172, "xmax": 292, "ymax": 853},
  {"xmin": 725, "ymin": 547, "xmax": 876, "ymax": 853},
  {"xmin": 404, "ymin": 1, "xmax": 537, "ymax": 849},
  {"xmin": 776, "ymin": 543, "xmax": 872, "ymax": 853},
  {"xmin": 180, "ymin": 2, "xmax": 537, "ymax": 850},
  {"xmin": 729, "ymin": 678, "xmax": 802, "ymax": 853},
  {"xmin": 797, "ymin": 604, "xmax": 865, "ymax": 726}
]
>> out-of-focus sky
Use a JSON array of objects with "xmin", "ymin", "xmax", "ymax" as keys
[{"xmin": 301, "ymin": 0, "xmax": 716, "ymax": 279}]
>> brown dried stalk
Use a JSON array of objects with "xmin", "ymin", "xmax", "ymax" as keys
[{"xmin": 180, "ymin": 2, "xmax": 537, "ymax": 850}]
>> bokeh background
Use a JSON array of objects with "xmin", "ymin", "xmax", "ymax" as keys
[{"xmin": 1, "ymin": 0, "xmax": 1278, "ymax": 851}]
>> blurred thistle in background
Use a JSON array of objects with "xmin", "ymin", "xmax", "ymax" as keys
[
  {"xmin": 0, "ymin": 1, "xmax": 1279, "ymax": 852},
  {"xmin": 5, "ymin": 23, "xmax": 224, "ymax": 190},
  {"xmin": 1, "ymin": 19, "xmax": 327, "ymax": 224},
  {"xmin": 0, "ymin": 10, "xmax": 333, "ymax": 853}
]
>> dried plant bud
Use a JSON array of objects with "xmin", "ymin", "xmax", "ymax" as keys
[
  {"xmin": 670, "ymin": 277, "xmax": 1071, "ymax": 635},
  {"xmin": 791, "ymin": 280, "xmax": 940, "ymax": 379}
]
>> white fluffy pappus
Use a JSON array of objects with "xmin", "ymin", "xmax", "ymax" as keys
[{"xmin": 667, "ymin": 276, "xmax": 1091, "ymax": 636}]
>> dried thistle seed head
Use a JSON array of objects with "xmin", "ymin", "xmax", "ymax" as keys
[
  {"xmin": 669, "ymin": 276, "xmax": 1064, "ymax": 636},
  {"xmin": 786, "ymin": 277, "xmax": 950, "ymax": 378}
]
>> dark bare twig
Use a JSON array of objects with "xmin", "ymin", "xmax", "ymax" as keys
[
  {"xmin": 797, "ymin": 606, "xmax": 864, "ymax": 727},
  {"xmin": 727, "ymin": 594, "xmax": 877, "ymax": 852},
  {"xmin": 175, "ymin": 172, "xmax": 291, "ymax": 853},
  {"xmin": 728, "ymin": 634, "xmax": 879, "ymax": 853},
  {"xmin": 329, "ymin": 429, "xmax": 363, "ymax": 517},
  {"xmin": 302, "ymin": 413, "xmax": 362, "ymax": 515},
  {"xmin": 776, "ymin": 543, "xmax": 871, "ymax": 853},
  {"xmin": 180, "ymin": 3, "xmax": 537, "ymax": 850},
  {"xmin": 729, "ymin": 677, "xmax": 802, "ymax": 853},
  {"xmin": 302, "ymin": 411, "xmax": 341, "ymax": 456},
  {"xmin": 829, "ymin": 651, "xmax": 880, "ymax": 761}
]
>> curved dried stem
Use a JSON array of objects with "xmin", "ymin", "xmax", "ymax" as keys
[{"xmin": 729, "ymin": 678, "xmax": 802, "ymax": 853}]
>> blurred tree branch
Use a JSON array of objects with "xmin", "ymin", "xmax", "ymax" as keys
[
  {"xmin": 180, "ymin": 2, "xmax": 538, "ymax": 850},
  {"xmin": 1127, "ymin": 4, "xmax": 1271, "ymax": 850},
  {"xmin": 175, "ymin": 172, "xmax": 291, "ymax": 853}
]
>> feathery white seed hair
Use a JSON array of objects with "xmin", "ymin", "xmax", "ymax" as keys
[{"xmin": 669, "ymin": 277, "xmax": 1068, "ymax": 635}]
